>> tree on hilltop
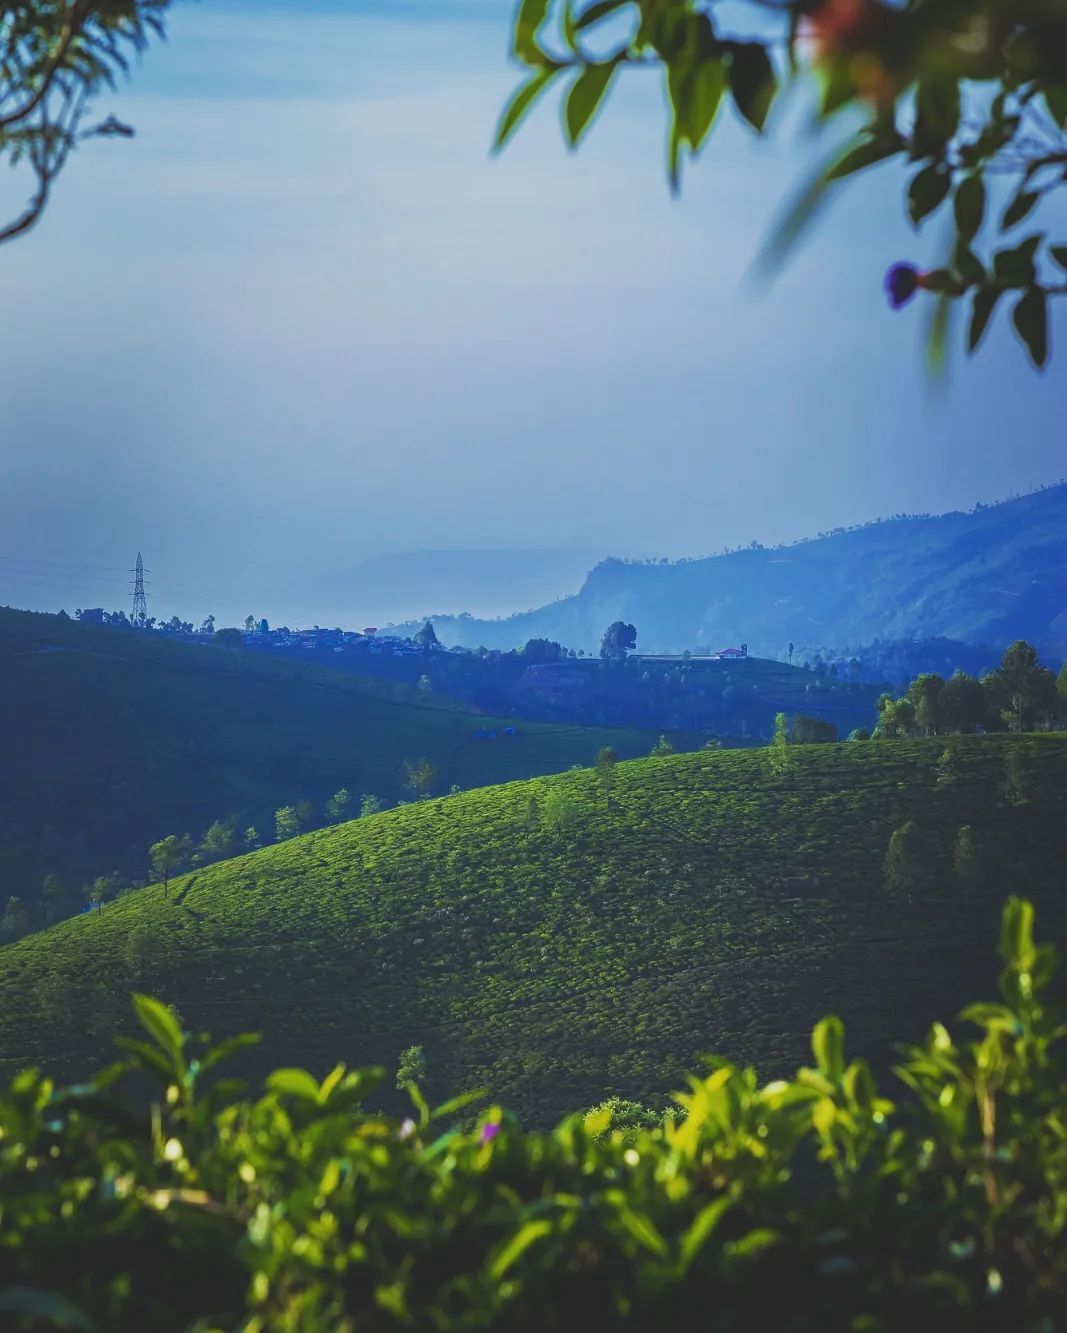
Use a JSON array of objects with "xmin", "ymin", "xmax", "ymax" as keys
[
  {"xmin": 326, "ymin": 789, "xmax": 353, "ymax": 823},
  {"xmin": 198, "ymin": 818, "xmax": 237, "ymax": 865},
  {"xmin": 907, "ymin": 673, "xmax": 945, "ymax": 736},
  {"xmin": 953, "ymin": 824, "xmax": 982, "ymax": 892},
  {"xmin": 414, "ymin": 621, "xmax": 439, "ymax": 651},
  {"xmin": 768, "ymin": 710, "xmax": 790, "ymax": 780},
  {"xmin": 150, "ymin": 834, "xmax": 193, "ymax": 898},
  {"xmin": 884, "ymin": 820, "xmax": 928, "ymax": 906},
  {"xmin": 402, "ymin": 758, "xmax": 438, "ymax": 801},
  {"xmin": 594, "ymin": 746, "xmax": 618, "ymax": 805},
  {"xmin": 1, "ymin": 896, "xmax": 29, "ymax": 944},
  {"xmin": 600, "ymin": 621, "xmax": 637, "ymax": 666},
  {"xmin": 940, "ymin": 671, "xmax": 988, "ymax": 734},
  {"xmin": 983, "ymin": 641, "xmax": 1058, "ymax": 732},
  {"xmin": 396, "ymin": 1044, "xmax": 426, "ymax": 1091},
  {"xmin": 274, "ymin": 807, "xmax": 301, "ymax": 842}
]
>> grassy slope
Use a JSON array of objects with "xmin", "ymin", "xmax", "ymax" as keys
[
  {"xmin": 1, "ymin": 735, "xmax": 1065, "ymax": 1123},
  {"xmin": 0, "ymin": 607, "xmax": 662, "ymax": 894}
]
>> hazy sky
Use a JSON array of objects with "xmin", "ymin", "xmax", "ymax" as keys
[{"xmin": 1, "ymin": 0, "xmax": 1064, "ymax": 627}]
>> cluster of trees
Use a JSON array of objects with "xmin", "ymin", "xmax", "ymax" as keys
[
  {"xmin": 883, "ymin": 818, "xmax": 984, "ymax": 905},
  {"xmin": 7, "ymin": 758, "xmax": 455, "ymax": 936},
  {"xmin": 882, "ymin": 747, "xmax": 1035, "ymax": 902},
  {"xmin": 875, "ymin": 642, "xmax": 1066, "ymax": 737},
  {"xmin": 1, "ymin": 788, "xmax": 397, "ymax": 942}
]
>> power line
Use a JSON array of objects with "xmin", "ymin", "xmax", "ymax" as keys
[
  {"xmin": 0, "ymin": 552, "xmax": 126, "ymax": 574},
  {"xmin": 131, "ymin": 552, "xmax": 148, "ymax": 621}
]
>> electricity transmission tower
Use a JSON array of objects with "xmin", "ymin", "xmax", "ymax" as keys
[{"xmin": 130, "ymin": 552, "xmax": 149, "ymax": 622}]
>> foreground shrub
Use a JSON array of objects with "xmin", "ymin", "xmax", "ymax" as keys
[{"xmin": 2, "ymin": 898, "xmax": 1066, "ymax": 1330}]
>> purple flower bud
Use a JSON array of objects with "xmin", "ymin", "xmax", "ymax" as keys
[
  {"xmin": 479, "ymin": 1121, "xmax": 501, "ymax": 1145},
  {"xmin": 885, "ymin": 263, "xmax": 921, "ymax": 309}
]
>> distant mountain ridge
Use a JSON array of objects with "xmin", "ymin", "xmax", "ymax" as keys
[
  {"xmin": 270, "ymin": 548, "xmax": 612, "ymax": 628},
  {"xmin": 393, "ymin": 486, "xmax": 1067, "ymax": 658}
]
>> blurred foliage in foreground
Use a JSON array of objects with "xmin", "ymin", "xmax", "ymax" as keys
[
  {"xmin": 500, "ymin": 0, "xmax": 1067, "ymax": 369},
  {"xmin": 2, "ymin": 898, "xmax": 1067, "ymax": 1330}
]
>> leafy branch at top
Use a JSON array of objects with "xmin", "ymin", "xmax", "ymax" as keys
[
  {"xmin": 498, "ymin": 0, "xmax": 1067, "ymax": 370},
  {"xmin": 0, "ymin": 1, "xmax": 170, "ymax": 244}
]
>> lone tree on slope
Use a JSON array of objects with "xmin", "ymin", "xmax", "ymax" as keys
[
  {"xmin": 150, "ymin": 834, "xmax": 193, "ymax": 898},
  {"xmin": 600, "ymin": 621, "xmax": 637, "ymax": 666}
]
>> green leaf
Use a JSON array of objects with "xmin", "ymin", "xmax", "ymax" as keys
[
  {"xmin": 576, "ymin": 0, "xmax": 629, "ymax": 30},
  {"xmin": 812, "ymin": 1016, "xmax": 845, "ymax": 1083},
  {"xmin": 999, "ymin": 897, "xmax": 1036, "ymax": 966},
  {"xmin": 113, "ymin": 1036, "xmax": 175, "ymax": 1082},
  {"xmin": 198, "ymin": 1031, "xmax": 261, "ymax": 1076},
  {"xmin": 759, "ymin": 130, "xmax": 898, "ymax": 270},
  {"xmin": 1002, "ymin": 189, "xmax": 1039, "ymax": 231},
  {"xmin": 487, "ymin": 1220, "xmax": 554, "ymax": 1279},
  {"xmin": 266, "ymin": 1068, "xmax": 322, "ymax": 1102},
  {"xmin": 407, "ymin": 1080, "xmax": 430, "ymax": 1126},
  {"xmin": 826, "ymin": 136, "xmax": 901, "ymax": 181},
  {"xmin": 686, "ymin": 57, "xmax": 727, "ymax": 151},
  {"xmin": 678, "ymin": 1196, "xmax": 732, "ymax": 1272},
  {"xmin": 583, "ymin": 1104, "xmax": 614, "ymax": 1137},
  {"xmin": 914, "ymin": 71, "xmax": 960, "ymax": 148},
  {"xmin": 842, "ymin": 1059, "xmax": 875, "ymax": 1112},
  {"xmin": 615, "ymin": 1207, "xmax": 668, "ymax": 1256},
  {"xmin": 728, "ymin": 43, "xmax": 776, "ymax": 133},
  {"xmin": 953, "ymin": 244, "xmax": 985, "ymax": 287},
  {"xmin": 1045, "ymin": 84, "xmax": 1067, "ymax": 128},
  {"xmin": 564, "ymin": 60, "xmax": 618, "ymax": 146},
  {"xmin": 513, "ymin": 0, "xmax": 551, "ymax": 61},
  {"xmin": 432, "ymin": 1087, "xmax": 488, "ymax": 1121},
  {"xmin": 968, "ymin": 287, "xmax": 1001, "ymax": 354},
  {"xmin": 667, "ymin": 56, "xmax": 726, "ymax": 188},
  {"xmin": 1012, "ymin": 288, "xmax": 1049, "ymax": 369},
  {"xmin": 926, "ymin": 291, "xmax": 953, "ymax": 376},
  {"xmin": 727, "ymin": 1227, "xmax": 781, "ymax": 1260},
  {"xmin": 953, "ymin": 175, "xmax": 985, "ymax": 244},
  {"xmin": 959, "ymin": 1001, "xmax": 1018, "ymax": 1031},
  {"xmin": 907, "ymin": 163, "xmax": 951, "ymax": 226},
  {"xmin": 993, "ymin": 242, "xmax": 1037, "ymax": 289},
  {"xmin": 0, "ymin": 1289, "xmax": 95, "ymax": 1331},
  {"xmin": 494, "ymin": 65, "xmax": 561, "ymax": 152},
  {"xmin": 132, "ymin": 994, "xmax": 183, "ymax": 1061}
]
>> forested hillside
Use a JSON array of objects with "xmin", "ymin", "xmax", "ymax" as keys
[
  {"xmin": 2, "ymin": 735, "xmax": 1064, "ymax": 1123},
  {"xmin": 0, "ymin": 608, "xmax": 660, "ymax": 911},
  {"xmin": 403, "ymin": 486, "xmax": 1067, "ymax": 657}
]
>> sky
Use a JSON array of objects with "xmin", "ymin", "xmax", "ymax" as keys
[{"xmin": 0, "ymin": 0, "xmax": 1064, "ymax": 628}]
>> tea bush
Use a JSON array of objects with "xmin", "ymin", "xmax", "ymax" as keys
[{"xmin": 2, "ymin": 900, "xmax": 1066, "ymax": 1331}]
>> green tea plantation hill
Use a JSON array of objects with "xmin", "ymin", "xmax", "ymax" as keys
[
  {"xmin": 0, "ymin": 607, "xmax": 665, "ymax": 907},
  {"xmin": 2, "ymin": 735, "xmax": 1066, "ymax": 1123}
]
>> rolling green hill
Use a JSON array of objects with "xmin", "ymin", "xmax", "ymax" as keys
[
  {"xmin": 0, "ymin": 607, "xmax": 663, "ymax": 906},
  {"xmin": 2, "ymin": 734, "xmax": 1065, "ymax": 1123}
]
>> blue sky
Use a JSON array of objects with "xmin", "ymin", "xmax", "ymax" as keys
[{"xmin": 0, "ymin": 0, "xmax": 1063, "ymax": 626}]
